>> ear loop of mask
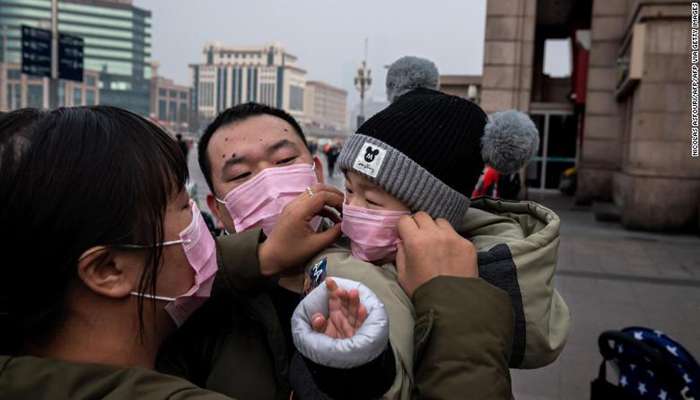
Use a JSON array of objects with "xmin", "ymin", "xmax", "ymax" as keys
[{"xmin": 121, "ymin": 240, "xmax": 192, "ymax": 301}]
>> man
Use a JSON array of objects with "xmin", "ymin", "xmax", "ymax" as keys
[
  {"xmin": 157, "ymin": 102, "xmax": 514, "ymax": 400},
  {"xmin": 158, "ymin": 103, "xmax": 334, "ymax": 400}
]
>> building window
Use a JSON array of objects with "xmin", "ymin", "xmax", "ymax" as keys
[
  {"xmin": 86, "ymin": 76, "xmax": 97, "ymax": 86},
  {"xmin": 544, "ymin": 39, "xmax": 572, "ymax": 77},
  {"xmin": 168, "ymin": 100, "xmax": 177, "ymax": 122},
  {"xmin": 8, "ymin": 69, "xmax": 21, "ymax": 80},
  {"xmin": 169, "ymin": 90, "xmax": 177, "ymax": 98},
  {"xmin": 74, "ymin": 88, "xmax": 83, "ymax": 105},
  {"xmin": 180, "ymin": 92, "xmax": 188, "ymax": 100},
  {"xmin": 179, "ymin": 103, "xmax": 188, "ymax": 124},
  {"xmin": 10, "ymin": 83, "xmax": 22, "ymax": 109},
  {"xmin": 158, "ymin": 99, "xmax": 167, "ymax": 121},
  {"xmin": 86, "ymin": 90, "xmax": 96, "ymax": 105},
  {"xmin": 8, "ymin": 84, "xmax": 21, "ymax": 109},
  {"xmin": 289, "ymin": 85, "xmax": 304, "ymax": 111},
  {"xmin": 159, "ymin": 88, "xmax": 167, "ymax": 96},
  {"xmin": 58, "ymin": 82, "xmax": 66, "ymax": 107},
  {"xmin": 200, "ymin": 82, "xmax": 215, "ymax": 107},
  {"xmin": 110, "ymin": 81, "xmax": 132, "ymax": 91},
  {"xmin": 27, "ymin": 84, "xmax": 44, "ymax": 108}
]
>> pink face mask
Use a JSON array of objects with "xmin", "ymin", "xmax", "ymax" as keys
[
  {"xmin": 216, "ymin": 163, "xmax": 320, "ymax": 235},
  {"xmin": 130, "ymin": 201, "xmax": 218, "ymax": 327},
  {"xmin": 341, "ymin": 203, "xmax": 411, "ymax": 263}
]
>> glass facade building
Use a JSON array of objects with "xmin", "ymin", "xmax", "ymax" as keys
[{"xmin": 0, "ymin": 0, "xmax": 151, "ymax": 115}]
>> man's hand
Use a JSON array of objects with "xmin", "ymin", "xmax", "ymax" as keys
[
  {"xmin": 311, "ymin": 278, "xmax": 368, "ymax": 339},
  {"xmin": 258, "ymin": 184, "xmax": 344, "ymax": 276},
  {"xmin": 396, "ymin": 212, "xmax": 478, "ymax": 297}
]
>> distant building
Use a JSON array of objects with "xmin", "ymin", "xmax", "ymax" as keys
[
  {"xmin": 150, "ymin": 62, "xmax": 191, "ymax": 134},
  {"xmin": 190, "ymin": 42, "xmax": 306, "ymax": 127},
  {"xmin": 0, "ymin": 0, "xmax": 152, "ymax": 115},
  {"xmin": 439, "ymin": 75, "xmax": 482, "ymax": 103},
  {"xmin": 481, "ymin": 0, "xmax": 697, "ymax": 231},
  {"xmin": 1, "ymin": 63, "xmax": 100, "ymax": 109},
  {"xmin": 304, "ymin": 80, "xmax": 347, "ymax": 133}
]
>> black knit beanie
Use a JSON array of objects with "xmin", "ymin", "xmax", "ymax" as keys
[{"xmin": 338, "ymin": 88, "xmax": 487, "ymax": 225}]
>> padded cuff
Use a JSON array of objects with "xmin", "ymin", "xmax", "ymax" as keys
[{"xmin": 292, "ymin": 277, "xmax": 389, "ymax": 369}]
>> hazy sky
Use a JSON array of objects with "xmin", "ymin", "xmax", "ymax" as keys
[{"xmin": 135, "ymin": 0, "xmax": 570, "ymax": 107}]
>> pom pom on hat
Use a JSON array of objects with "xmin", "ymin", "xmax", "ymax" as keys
[
  {"xmin": 481, "ymin": 110, "xmax": 540, "ymax": 174},
  {"xmin": 386, "ymin": 56, "xmax": 439, "ymax": 103}
]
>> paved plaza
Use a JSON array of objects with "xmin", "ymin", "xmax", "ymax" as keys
[{"xmin": 512, "ymin": 192, "xmax": 700, "ymax": 400}]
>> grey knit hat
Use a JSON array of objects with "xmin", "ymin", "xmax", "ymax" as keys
[{"xmin": 338, "ymin": 88, "xmax": 484, "ymax": 226}]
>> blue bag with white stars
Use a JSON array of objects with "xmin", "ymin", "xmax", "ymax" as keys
[{"xmin": 591, "ymin": 327, "xmax": 700, "ymax": 400}]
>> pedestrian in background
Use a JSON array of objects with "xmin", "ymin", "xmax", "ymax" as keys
[
  {"xmin": 324, "ymin": 142, "xmax": 340, "ymax": 178},
  {"xmin": 471, "ymin": 165, "xmax": 522, "ymax": 200},
  {"xmin": 307, "ymin": 139, "xmax": 318, "ymax": 155},
  {"xmin": 176, "ymin": 133, "xmax": 189, "ymax": 159}
]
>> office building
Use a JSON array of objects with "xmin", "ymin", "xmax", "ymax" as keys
[
  {"xmin": 1, "ymin": 62, "xmax": 99, "ymax": 109},
  {"xmin": 150, "ymin": 62, "xmax": 191, "ymax": 134},
  {"xmin": 190, "ymin": 42, "xmax": 306, "ymax": 125},
  {"xmin": 0, "ymin": 0, "xmax": 152, "ymax": 114},
  {"xmin": 304, "ymin": 80, "xmax": 347, "ymax": 132}
]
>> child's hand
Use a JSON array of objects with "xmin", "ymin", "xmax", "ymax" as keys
[{"xmin": 311, "ymin": 277, "xmax": 368, "ymax": 339}]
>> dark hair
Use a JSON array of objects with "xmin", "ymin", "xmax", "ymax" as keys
[
  {"xmin": 198, "ymin": 102, "xmax": 307, "ymax": 192},
  {"xmin": 0, "ymin": 106, "xmax": 188, "ymax": 352}
]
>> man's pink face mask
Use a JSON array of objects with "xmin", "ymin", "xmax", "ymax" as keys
[{"xmin": 216, "ymin": 163, "xmax": 320, "ymax": 235}]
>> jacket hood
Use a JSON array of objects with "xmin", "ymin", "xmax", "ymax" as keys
[{"xmin": 460, "ymin": 197, "xmax": 570, "ymax": 369}]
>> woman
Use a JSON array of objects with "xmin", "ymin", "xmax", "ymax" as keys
[{"xmin": 0, "ymin": 106, "xmax": 239, "ymax": 398}]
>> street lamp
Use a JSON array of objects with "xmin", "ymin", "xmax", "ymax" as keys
[{"xmin": 354, "ymin": 39, "xmax": 371, "ymax": 128}]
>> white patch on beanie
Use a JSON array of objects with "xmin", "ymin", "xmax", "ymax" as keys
[{"xmin": 353, "ymin": 142, "xmax": 387, "ymax": 178}]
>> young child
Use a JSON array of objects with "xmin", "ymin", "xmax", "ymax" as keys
[{"xmin": 291, "ymin": 88, "xmax": 571, "ymax": 400}]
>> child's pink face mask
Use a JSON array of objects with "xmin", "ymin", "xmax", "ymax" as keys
[
  {"xmin": 341, "ymin": 203, "xmax": 411, "ymax": 263},
  {"xmin": 216, "ymin": 163, "xmax": 320, "ymax": 235}
]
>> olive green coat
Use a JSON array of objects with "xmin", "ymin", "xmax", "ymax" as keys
[
  {"xmin": 0, "ymin": 228, "xmax": 515, "ymax": 400},
  {"xmin": 299, "ymin": 198, "xmax": 570, "ymax": 398}
]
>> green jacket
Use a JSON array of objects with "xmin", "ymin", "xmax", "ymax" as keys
[
  {"xmin": 303, "ymin": 197, "xmax": 569, "ymax": 388},
  {"xmin": 0, "ymin": 225, "xmax": 516, "ymax": 399},
  {"xmin": 158, "ymin": 228, "xmax": 296, "ymax": 400},
  {"xmin": 300, "ymin": 245, "xmax": 415, "ymax": 400},
  {"xmin": 160, "ymin": 225, "xmax": 517, "ymax": 399},
  {"xmin": 465, "ymin": 198, "xmax": 570, "ymax": 368},
  {"xmin": 296, "ymin": 198, "xmax": 570, "ymax": 398},
  {"xmin": 0, "ymin": 277, "xmax": 512, "ymax": 400},
  {"xmin": 0, "ymin": 354, "xmax": 230, "ymax": 400}
]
